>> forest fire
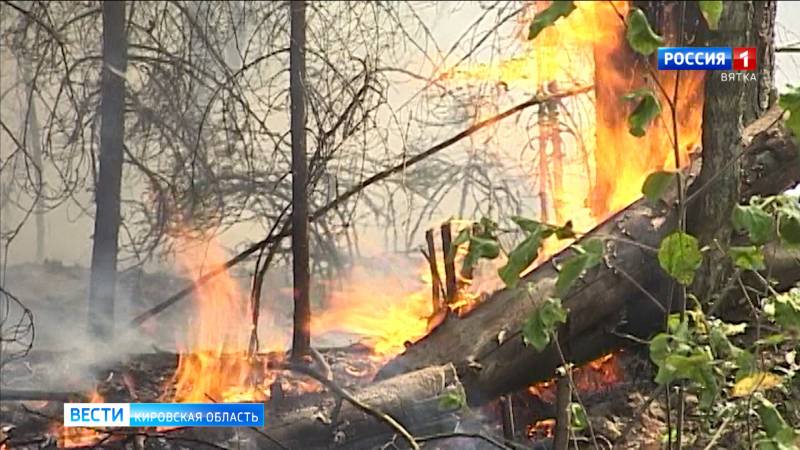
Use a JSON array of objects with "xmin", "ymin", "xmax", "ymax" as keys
[
  {"xmin": 440, "ymin": 0, "xmax": 704, "ymax": 239},
  {"xmin": 58, "ymin": 0, "xmax": 706, "ymax": 447},
  {"xmin": 527, "ymin": 352, "xmax": 625, "ymax": 403}
]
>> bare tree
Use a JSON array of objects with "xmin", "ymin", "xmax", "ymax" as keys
[
  {"xmin": 87, "ymin": 0, "xmax": 127, "ymax": 340},
  {"xmin": 290, "ymin": 0, "xmax": 310, "ymax": 359}
]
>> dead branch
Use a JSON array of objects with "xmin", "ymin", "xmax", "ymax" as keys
[{"xmin": 129, "ymin": 85, "xmax": 594, "ymax": 328}]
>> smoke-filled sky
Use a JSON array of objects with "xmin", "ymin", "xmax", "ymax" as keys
[{"xmin": 1, "ymin": 1, "xmax": 798, "ymax": 268}]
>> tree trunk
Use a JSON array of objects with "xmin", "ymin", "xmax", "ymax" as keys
[
  {"xmin": 689, "ymin": 0, "xmax": 777, "ymax": 301},
  {"xmin": 745, "ymin": 1, "xmax": 777, "ymax": 125},
  {"xmin": 290, "ymin": 0, "xmax": 311, "ymax": 360},
  {"xmin": 377, "ymin": 110, "xmax": 799, "ymax": 404},
  {"xmin": 19, "ymin": 62, "xmax": 45, "ymax": 262},
  {"xmin": 87, "ymin": 1, "xmax": 127, "ymax": 341}
]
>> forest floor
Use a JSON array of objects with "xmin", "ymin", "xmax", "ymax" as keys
[{"xmin": 1, "ymin": 262, "xmax": 797, "ymax": 449}]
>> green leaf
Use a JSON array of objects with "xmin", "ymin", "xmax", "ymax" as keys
[
  {"xmin": 757, "ymin": 397, "xmax": 790, "ymax": 438},
  {"xmin": 779, "ymin": 215, "xmax": 800, "ymax": 245},
  {"xmin": 624, "ymin": 89, "xmax": 662, "ymax": 137},
  {"xmin": 766, "ymin": 288, "xmax": 800, "ymax": 333},
  {"xmin": 555, "ymin": 220, "xmax": 575, "ymax": 239},
  {"xmin": 777, "ymin": 202, "xmax": 800, "ymax": 245},
  {"xmin": 569, "ymin": 403, "xmax": 588, "ymax": 431},
  {"xmin": 528, "ymin": 1, "xmax": 577, "ymax": 40},
  {"xmin": 462, "ymin": 235, "xmax": 501, "ymax": 271},
  {"xmin": 779, "ymin": 85, "xmax": 800, "ymax": 140},
  {"xmin": 649, "ymin": 333, "xmax": 671, "ymax": 366},
  {"xmin": 522, "ymin": 298, "xmax": 567, "ymax": 351},
  {"xmin": 452, "ymin": 227, "xmax": 471, "ymax": 247},
  {"xmin": 658, "ymin": 232, "xmax": 703, "ymax": 285},
  {"xmin": 729, "ymin": 246, "xmax": 766, "ymax": 271},
  {"xmin": 625, "ymin": 8, "xmax": 664, "ymax": 56},
  {"xmin": 733, "ymin": 204, "xmax": 775, "ymax": 245},
  {"xmin": 642, "ymin": 170, "xmax": 675, "ymax": 202},
  {"xmin": 499, "ymin": 231, "xmax": 545, "ymax": 288},
  {"xmin": 698, "ymin": 1, "xmax": 723, "ymax": 30},
  {"xmin": 556, "ymin": 239, "xmax": 604, "ymax": 296},
  {"xmin": 438, "ymin": 390, "xmax": 466, "ymax": 411},
  {"xmin": 511, "ymin": 216, "xmax": 550, "ymax": 235}
]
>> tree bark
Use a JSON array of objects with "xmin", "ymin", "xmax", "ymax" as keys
[
  {"xmin": 745, "ymin": 1, "xmax": 777, "ymax": 125},
  {"xmin": 290, "ymin": 0, "xmax": 311, "ymax": 360},
  {"xmin": 261, "ymin": 364, "xmax": 464, "ymax": 450},
  {"xmin": 377, "ymin": 109, "xmax": 799, "ymax": 405},
  {"xmin": 88, "ymin": 1, "xmax": 127, "ymax": 341},
  {"xmin": 689, "ymin": 0, "xmax": 777, "ymax": 302}
]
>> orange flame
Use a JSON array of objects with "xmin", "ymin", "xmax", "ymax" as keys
[
  {"xmin": 167, "ymin": 232, "xmax": 272, "ymax": 403},
  {"xmin": 440, "ymin": 0, "xmax": 704, "ymax": 254},
  {"xmin": 59, "ymin": 2, "xmax": 705, "ymax": 445},
  {"xmin": 313, "ymin": 263, "xmax": 434, "ymax": 358},
  {"xmin": 527, "ymin": 352, "xmax": 624, "ymax": 403},
  {"xmin": 55, "ymin": 391, "xmax": 108, "ymax": 448}
]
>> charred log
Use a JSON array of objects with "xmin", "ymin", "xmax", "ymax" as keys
[
  {"xmin": 377, "ymin": 107, "xmax": 799, "ymax": 405},
  {"xmin": 260, "ymin": 364, "xmax": 464, "ymax": 450}
]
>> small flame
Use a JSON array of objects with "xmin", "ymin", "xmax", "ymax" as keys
[
  {"xmin": 527, "ymin": 352, "xmax": 624, "ymax": 403},
  {"xmin": 55, "ymin": 391, "xmax": 107, "ymax": 448},
  {"xmin": 528, "ymin": 418, "xmax": 556, "ymax": 439}
]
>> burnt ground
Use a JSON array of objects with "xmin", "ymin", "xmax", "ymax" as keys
[
  {"xmin": 3, "ymin": 261, "xmax": 795, "ymax": 449},
  {"xmin": 1, "ymin": 342, "xmax": 679, "ymax": 450}
]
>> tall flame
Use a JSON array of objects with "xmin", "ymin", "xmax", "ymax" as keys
[
  {"xmin": 440, "ymin": 0, "xmax": 704, "ymax": 240},
  {"xmin": 167, "ymin": 232, "xmax": 270, "ymax": 403}
]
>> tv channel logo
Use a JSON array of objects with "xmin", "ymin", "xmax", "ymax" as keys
[
  {"xmin": 657, "ymin": 47, "xmax": 757, "ymax": 71},
  {"xmin": 64, "ymin": 403, "xmax": 266, "ymax": 428}
]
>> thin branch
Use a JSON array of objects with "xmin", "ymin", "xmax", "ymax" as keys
[
  {"xmin": 129, "ymin": 85, "xmax": 593, "ymax": 328},
  {"xmin": 282, "ymin": 360, "xmax": 420, "ymax": 450}
]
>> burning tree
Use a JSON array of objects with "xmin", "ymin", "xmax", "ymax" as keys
[{"xmin": 1, "ymin": 1, "xmax": 799, "ymax": 450}]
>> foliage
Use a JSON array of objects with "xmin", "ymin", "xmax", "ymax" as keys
[
  {"xmin": 698, "ymin": 1, "xmax": 724, "ymax": 30},
  {"xmin": 625, "ymin": 8, "xmax": 664, "ymax": 56},
  {"xmin": 569, "ymin": 402, "xmax": 588, "ymax": 431},
  {"xmin": 648, "ymin": 192, "xmax": 800, "ymax": 442},
  {"xmin": 555, "ymin": 238, "xmax": 603, "ymax": 296},
  {"xmin": 438, "ymin": 389, "xmax": 467, "ymax": 411},
  {"xmin": 764, "ymin": 287, "xmax": 800, "ymax": 335},
  {"xmin": 522, "ymin": 297, "xmax": 567, "ymax": 351},
  {"xmin": 642, "ymin": 170, "xmax": 676, "ymax": 203},
  {"xmin": 624, "ymin": 89, "xmax": 662, "ymax": 137},
  {"xmin": 658, "ymin": 231, "xmax": 703, "ymax": 285},
  {"xmin": 734, "ymin": 195, "xmax": 800, "ymax": 246},
  {"xmin": 453, "ymin": 217, "xmax": 501, "ymax": 272},
  {"xmin": 498, "ymin": 218, "xmax": 572, "ymax": 288},
  {"xmin": 756, "ymin": 397, "xmax": 800, "ymax": 449},
  {"xmin": 779, "ymin": 85, "xmax": 800, "ymax": 140},
  {"xmin": 728, "ymin": 245, "xmax": 766, "ymax": 271},
  {"xmin": 527, "ymin": 1, "xmax": 577, "ymax": 40},
  {"xmin": 501, "ymin": 8, "xmax": 800, "ymax": 448}
]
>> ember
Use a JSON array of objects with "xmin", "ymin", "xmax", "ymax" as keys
[
  {"xmin": 528, "ymin": 418, "xmax": 555, "ymax": 439},
  {"xmin": 527, "ymin": 352, "xmax": 625, "ymax": 403}
]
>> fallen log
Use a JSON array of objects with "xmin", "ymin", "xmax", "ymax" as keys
[
  {"xmin": 377, "ymin": 106, "xmax": 800, "ymax": 405},
  {"xmin": 260, "ymin": 363, "xmax": 464, "ymax": 450}
]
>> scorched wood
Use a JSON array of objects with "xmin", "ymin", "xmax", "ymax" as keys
[
  {"xmin": 260, "ymin": 363, "xmax": 464, "ymax": 449},
  {"xmin": 377, "ymin": 106, "xmax": 800, "ymax": 405}
]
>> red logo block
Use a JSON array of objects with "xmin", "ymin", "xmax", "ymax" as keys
[{"xmin": 733, "ymin": 47, "xmax": 757, "ymax": 71}]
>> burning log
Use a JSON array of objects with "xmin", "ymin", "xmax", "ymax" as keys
[
  {"xmin": 260, "ymin": 363, "xmax": 464, "ymax": 450},
  {"xmin": 377, "ymin": 106, "xmax": 800, "ymax": 405}
]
